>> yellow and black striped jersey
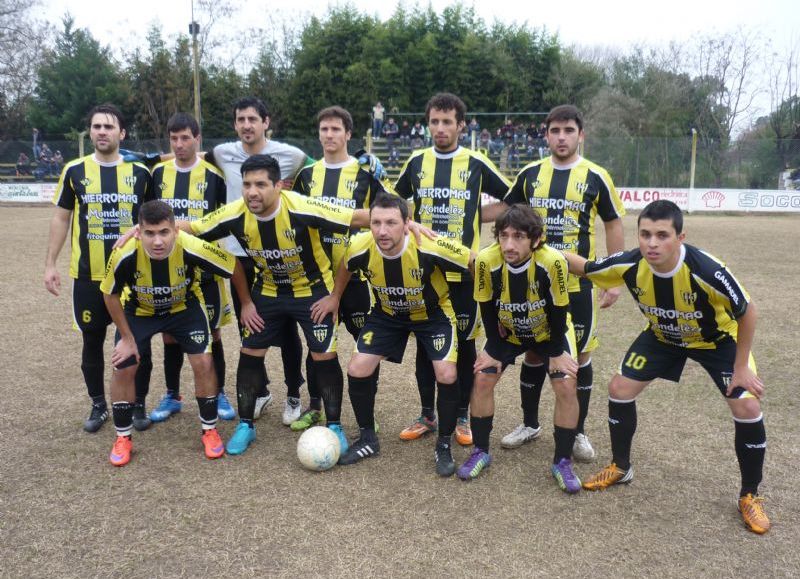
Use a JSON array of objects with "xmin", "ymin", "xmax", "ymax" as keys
[
  {"xmin": 100, "ymin": 230, "xmax": 236, "ymax": 317},
  {"xmin": 583, "ymin": 244, "xmax": 750, "ymax": 349},
  {"xmin": 190, "ymin": 191, "xmax": 353, "ymax": 298},
  {"xmin": 504, "ymin": 156, "xmax": 625, "ymax": 292},
  {"xmin": 54, "ymin": 155, "xmax": 152, "ymax": 281},
  {"xmin": 151, "ymin": 157, "xmax": 226, "ymax": 222},
  {"xmin": 475, "ymin": 242, "xmax": 570, "ymax": 345},
  {"xmin": 345, "ymin": 232, "xmax": 471, "ymax": 321},
  {"xmin": 395, "ymin": 146, "xmax": 509, "ymax": 281},
  {"xmin": 293, "ymin": 157, "xmax": 389, "ymax": 271}
]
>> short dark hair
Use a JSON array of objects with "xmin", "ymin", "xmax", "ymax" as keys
[
  {"xmin": 167, "ymin": 112, "xmax": 200, "ymax": 137},
  {"xmin": 425, "ymin": 93, "xmax": 466, "ymax": 124},
  {"xmin": 370, "ymin": 192, "xmax": 409, "ymax": 221},
  {"xmin": 639, "ymin": 200, "xmax": 684, "ymax": 234},
  {"xmin": 317, "ymin": 106, "xmax": 353, "ymax": 133},
  {"xmin": 241, "ymin": 154, "xmax": 281, "ymax": 184},
  {"xmin": 233, "ymin": 96, "xmax": 269, "ymax": 122},
  {"xmin": 139, "ymin": 200, "xmax": 175, "ymax": 226},
  {"xmin": 86, "ymin": 103, "xmax": 126, "ymax": 132},
  {"xmin": 545, "ymin": 104, "xmax": 583, "ymax": 132},
  {"xmin": 493, "ymin": 204, "xmax": 545, "ymax": 249}
]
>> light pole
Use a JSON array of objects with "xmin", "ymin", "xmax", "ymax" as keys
[{"xmin": 190, "ymin": 0, "xmax": 202, "ymax": 134}]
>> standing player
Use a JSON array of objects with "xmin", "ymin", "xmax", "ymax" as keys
[
  {"xmin": 312, "ymin": 193, "xmax": 473, "ymax": 476},
  {"xmin": 483, "ymin": 105, "xmax": 625, "ymax": 461},
  {"xmin": 395, "ymin": 93, "xmax": 510, "ymax": 446},
  {"xmin": 461, "ymin": 204, "xmax": 581, "ymax": 493},
  {"xmin": 101, "ymin": 201, "xmax": 241, "ymax": 466},
  {"xmin": 142, "ymin": 112, "xmax": 235, "ymax": 422},
  {"xmin": 291, "ymin": 106, "xmax": 393, "ymax": 430},
  {"xmin": 565, "ymin": 200, "xmax": 769, "ymax": 534},
  {"xmin": 207, "ymin": 97, "xmax": 311, "ymax": 422},
  {"xmin": 44, "ymin": 104, "xmax": 152, "ymax": 433}
]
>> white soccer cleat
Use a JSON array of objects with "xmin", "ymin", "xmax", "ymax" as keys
[
  {"xmin": 282, "ymin": 397, "xmax": 302, "ymax": 426},
  {"xmin": 253, "ymin": 392, "xmax": 273, "ymax": 420},
  {"xmin": 500, "ymin": 424, "xmax": 542, "ymax": 449},
  {"xmin": 572, "ymin": 432, "xmax": 596, "ymax": 462}
]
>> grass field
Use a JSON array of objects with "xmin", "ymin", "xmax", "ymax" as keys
[{"xmin": 2, "ymin": 206, "xmax": 798, "ymax": 578}]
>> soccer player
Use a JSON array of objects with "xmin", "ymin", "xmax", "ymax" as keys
[
  {"xmin": 460, "ymin": 204, "xmax": 582, "ymax": 492},
  {"xmin": 187, "ymin": 154, "xmax": 408, "ymax": 456},
  {"xmin": 482, "ymin": 104, "xmax": 625, "ymax": 461},
  {"xmin": 395, "ymin": 93, "xmax": 510, "ymax": 446},
  {"xmin": 565, "ymin": 200, "xmax": 770, "ymax": 534},
  {"xmin": 101, "ymin": 200, "xmax": 241, "ymax": 466},
  {"xmin": 141, "ymin": 112, "xmax": 235, "ymax": 423},
  {"xmin": 44, "ymin": 103, "xmax": 152, "ymax": 433},
  {"xmin": 312, "ymin": 193, "xmax": 473, "ymax": 476},
  {"xmin": 291, "ymin": 106, "xmax": 393, "ymax": 431},
  {"xmin": 207, "ymin": 96, "xmax": 311, "ymax": 423}
]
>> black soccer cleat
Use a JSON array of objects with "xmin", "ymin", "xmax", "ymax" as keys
[
  {"xmin": 435, "ymin": 437, "xmax": 456, "ymax": 477},
  {"xmin": 83, "ymin": 403, "xmax": 109, "ymax": 433},
  {"xmin": 132, "ymin": 403, "xmax": 152, "ymax": 431},
  {"xmin": 338, "ymin": 435, "xmax": 380, "ymax": 465}
]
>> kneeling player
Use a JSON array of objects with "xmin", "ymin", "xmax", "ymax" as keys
[
  {"xmin": 101, "ymin": 201, "xmax": 241, "ymax": 466},
  {"xmin": 462, "ymin": 204, "xmax": 581, "ymax": 493},
  {"xmin": 565, "ymin": 200, "xmax": 770, "ymax": 533},
  {"xmin": 312, "ymin": 193, "xmax": 473, "ymax": 476}
]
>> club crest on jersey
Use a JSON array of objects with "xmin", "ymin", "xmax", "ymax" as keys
[
  {"xmin": 409, "ymin": 268, "xmax": 424, "ymax": 280},
  {"xmin": 574, "ymin": 181, "xmax": 589, "ymax": 194},
  {"xmin": 159, "ymin": 182, "xmax": 169, "ymax": 191},
  {"xmin": 134, "ymin": 270, "xmax": 143, "ymax": 279},
  {"xmin": 309, "ymin": 179, "xmax": 317, "ymax": 189},
  {"xmin": 575, "ymin": 328, "xmax": 585, "ymax": 343},
  {"xmin": 80, "ymin": 177, "xmax": 92, "ymax": 187},
  {"xmin": 631, "ymin": 287, "xmax": 646, "ymax": 296},
  {"xmin": 175, "ymin": 265, "xmax": 188, "ymax": 277},
  {"xmin": 189, "ymin": 331, "xmax": 205, "ymax": 344},
  {"xmin": 283, "ymin": 228, "xmax": 296, "ymax": 241},
  {"xmin": 458, "ymin": 169, "xmax": 471, "ymax": 184},
  {"xmin": 345, "ymin": 179, "xmax": 357, "ymax": 193},
  {"xmin": 457, "ymin": 318, "xmax": 469, "ymax": 332},
  {"xmin": 124, "ymin": 175, "xmax": 137, "ymax": 188},
  {"xmin": 416, "ymin": 170, "xmax": 426, "ymax": 181},
  {"xmin": 432, "ymin": 336, "xmax": 446, "ymax": 351},
  {"xmin": 196, "ymin": 182, "xmax": 208, "ymax": 193},
  {"xmin": 529, "ymin": 280, "xmax": 540, "ymax": 294},
  {"xmin": 682, "ymin": 291, "xmax": 697, "ymax": 305},
  {"xmin": 313, "ymin": 328, "xmax": 328, "ymax": 343}
]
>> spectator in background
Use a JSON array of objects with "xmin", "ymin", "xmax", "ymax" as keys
[
  {"xmin": 490, "ymin": 128, "xmax": 505, "ymax": 155},
  {"xmin": 40, "ymin": 143, "xmax": 55, "ymax": 177},
  {"xmin": 479, "ymin": 128, "xmax": 491, "ymax": 151},
  {"xmin": 388, "ymin": 144, "xmax": 400, "ymax": 168},
  {"xmin": 32, "ymin": 128, "xmax": 41, "ymax": 160},
  {"xmin": 399, "ymin": 120, "xmax": 412, "ymax": 148},
  {"xmin": 527, "ymin": 121, "xmax": 539, "ymax": 141},
  {"xmin": 382, "ymin": 117, "xmax": 399, "ymax": 146},
  {"xmin": 16, "ymin": 152, "xmax": 31, "ymax": 176},
  {"xmin": 53, "ymin": 150, "xmax": 64, "ymax": 173},
  {"xmin": 410, "ymin": 121, "xmax": 425, "ymax": 149},
  {"xmin": 469, "ymin": 118, "xmax": 481, "ymax": 141},
  {"xmin": 372, "ymin": 101, "xmax": 385, "ymax": 139},
  {"xmin": 501, "ymin": 119, "xmax": 515, "ymax": 145}
]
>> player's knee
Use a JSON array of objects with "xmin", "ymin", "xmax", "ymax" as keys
[
  {"xmin": 551, "ymin": 377, "xmax": 577, "ymax": 400},
  {"xmin": 608, "ymin": 374, "xmax": 643, "ymax": 401},
  {"xmin": 348, "ymin": 355, "xmax": 376, "ymax": 378},
  {"xmin": 472, "ymin": 374, "xmax": 495, "ymax": 398},
  {"xmin": 728, "ymin": 397, "xmax": 762, "ymax": 421},
  {"xmin": 434, "ymin": 364, "xmax": 457, "ymax": 384}
]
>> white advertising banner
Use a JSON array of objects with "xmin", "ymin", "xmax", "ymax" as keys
[
  {"xmin": 0, "ymin": 182, "xmax": 57, "ymax": 203},
  {"xmin": 617, "ymin": 187, "xmax": 800, "ymax": 213}
]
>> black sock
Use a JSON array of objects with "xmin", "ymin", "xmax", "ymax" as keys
[
  {"xmin": 609, "ymin": 398, "xmax": 637, "ymax": 470},
  {"xmin": 348, "ymin": 374, "xmax": 377, "ymax": 429},
  {"xmin": 415, "ymin": 345, "xmax": 436, "ymax": 413},
  {"xmin": 314, "ymin": 357, "xmax": 343, "ymax": 424},
  {"xmin": 456, "ymin": 340, "xmax": 476, "ymax": 418},
  {"xmin": 520, "ymin": 362, "xmax": 546, "ymax": 429},
  {"xmin": 211, "ymin": 340, "xmax": 226, "ymax": 394},
  {"xmin": 134, "ymin": 344, "xmax": 152, "ymax": 404},
  {"xmin": 576, "ymin": 361, "xmax": 593, "ymax": 434},
  {"xmin": 81, "ymin": 329, "xmax": 106, "ymax": 400},
  {"xmin": 305, "ymin": 353, "xmax": 319, "ymax": 406},
  {"xmin": 471, "ymin": 415, "xmax": 493, "ymax": 451},
  {"xmin": 436, "ymin": 381, "xmax": 458, "ymax": 437},
  {"xmin": 163, "ymin": 342, "xmax": 184, "ymax": 397},
  {"xmin": 281, "ymin": 321, "xmax": 304, "ymax": 397},
  {"xmin": 735, "ymin": 416, "xmax": 766, "ymax": 497},
  {"xmin": 197, "ymin": 396, "xmax": 218, "ymax": 430},
  {"xmin": 236, "ymin": 353, "xmax": 266, "ymax": 421},
  {"xmin": 553, "ymin": 425, "xmax": 578, "ymax": 463},
  {"xmin": 111, "ymin": 401, "xmax": 133, "ymax": 437}
]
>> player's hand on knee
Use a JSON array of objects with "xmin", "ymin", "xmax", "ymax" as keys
[
  {"xmin": 112, "ymin": 337, "xmax": 139, "ymax": 368},
  {"xmin": 240, "ymin": 301, "xmax": 264, "ymax": 334},
  {"xmin": 114, "ymin": 225, "xmax": 140, "ymax": 249},
  {"xmin": 310, "ymin": 295, "xmax": 338, "ymax": 325},
  {"xmin": 44, "ymin": 266, "xmax": 61, "ymax": 296},
  {"xmin": 729, "ymin": 365, "xmax": 764, "ymax": 399},
  {"xmin": 474, "ymin": 349, "xmax": 502, "ymax": 374},
  {"xmin": 549, "ymin": 352, "xmax": 578, "ymax": 379},
  {"xmin": 598, "ymin": 286, "xmax": 622, "ymax": 308}
]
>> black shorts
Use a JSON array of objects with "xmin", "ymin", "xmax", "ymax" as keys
[
  {"xmin": 242, "ymin": 291, "xmax": 337, "ymax": 353},
  {"xmin": 200, "ymin": 277, "xmax": 232, "ymax": 330},
  {"xmin": 116, "ymin": 299, "xmax": 212, "ymax": 362},
  {"xmin": 72, "ymin": 278, "xmax": 112, "ymax": 332},
  {"xmin": 619, "ymin": 330, "xmax": 758, "ymax": 399},
  {"xmin": 569, "ymin": 281, "xmax": 598, "ymax": 354},
  {"xmin": 357, "ymin": 309, "xmax": 457, "ymax": 364},
  {"xmin": 483, "ymin": 322, "xmax": 577, "ymax": 373},
  {"xmin": 339, "ymin": 277, "xmax": 371, "ymax": 339},
  {"xmin": 448, "ymin": 279, "xmax": 481, "ymax": 341}
]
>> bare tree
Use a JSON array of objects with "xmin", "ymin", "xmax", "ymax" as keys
[{"xmin": 766, "ymin": 36, "xmax": 800, "ymax": 169}]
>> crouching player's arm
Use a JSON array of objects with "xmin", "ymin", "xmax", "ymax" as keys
[
  {"xmin": 310, "ymin": 260, "xmax": 353, "ymax": 324},
  {"xmin": 103, "ymin": 292, "xmax": 139, "ymax": 368},
  {"xmin": 474, "ymin": 300, "xmax": 503, "ymax": 374},
  {"xmin": 100, "ymin": 245, "xmax": 139, "ymax": 368},
  {"xmin": 730, "ymin": 301, "xmax": 764, "ymax": 399},
  {"xmin": 544, "ymin": 302, "xmax": 578, "ymax": 379},
  {"xmin": 232, "ymin": 259, "xmax": 264, "ymax": 335}
]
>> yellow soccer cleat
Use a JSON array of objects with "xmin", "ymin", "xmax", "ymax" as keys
[
  {"xmin": 582, "ymin": 462, "xmax": 633, "ymax": 490},
  {"xmin": 738, "ymin": 494, "xmax": 771, "ymax": 534}
]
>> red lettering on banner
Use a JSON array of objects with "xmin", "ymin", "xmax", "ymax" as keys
[{"xmin": 620, "ymin": 190, "xmax": 661, "ymax": 202}]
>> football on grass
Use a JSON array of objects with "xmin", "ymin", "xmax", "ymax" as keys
[{"xmin": 297, "ymin": 426, "xmax": 341, "ymax": 471}]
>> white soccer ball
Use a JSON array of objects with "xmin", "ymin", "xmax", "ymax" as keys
[{"xmin": 297, "ymin": 426, "xmax": 341, "ymax": 471}]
